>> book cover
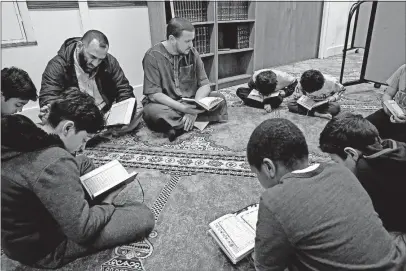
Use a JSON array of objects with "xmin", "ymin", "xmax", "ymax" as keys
[{"xmin": 105, "ymin": 98, "xmax": 136, "ymax": 126}]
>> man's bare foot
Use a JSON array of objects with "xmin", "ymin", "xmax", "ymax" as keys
[{"xmin": 315, "ymin": 112, "xmax": 332, "ymax": 120}]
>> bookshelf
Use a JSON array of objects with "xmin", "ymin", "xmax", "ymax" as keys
[{"xmin": 148, "ymin": 0, "xmax": 256, "ymax": 90}]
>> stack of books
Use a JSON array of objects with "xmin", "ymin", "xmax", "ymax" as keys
[
  {"xmin": 195, "ymin": 26, "xmax": 210, "ymax": 54},
  {"xmin": 172, "ymin": 1, "xmax": 208, "ymax": 22},
  {"xmin": 237, "ymin": 25, "xmax": 250, "ymax": 49},
  {"xmin": 218, "ymin": 1, "xmax": 249, "ymax": 21}
]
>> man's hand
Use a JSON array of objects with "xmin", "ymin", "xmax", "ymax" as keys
[
  {"xmin": 39, "ymin": 104, "xmax": 51, "ymax": 124},
  {"xmin": 182, "ymin": 104, "xmax": 205, "ymax": 115},
  {"xmin": 327, "ymin": 96, "xmax": 336, "ymax": 103},
  {"xmin": 390, "ymin": 114, "xmax": 406, "ymax": 124},
  {"xmin": 182, "ymin": 113, "xmax": 198, "ymax": 131},
  {"xmin": 264, "ymin": 104, "xmax": 272, "ymax": 113},
  {"xmin": 279, "ymin": 90, "xmax": 286, "ymax": 98},
  {"xmin": 111, "ymin": 109, "xmax": 143, "ymax": 137}
]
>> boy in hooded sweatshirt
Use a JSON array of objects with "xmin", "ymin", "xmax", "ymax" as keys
[
  {"xmin": 319, "ymin": 112, "xmax": 406, "ymax": 233},
  {"xmin": 1, "ymin": 88, "xmax": 154, "ymax": 269}
]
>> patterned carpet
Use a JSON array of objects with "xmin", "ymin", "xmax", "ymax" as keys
[{"xmin": 2, "ymin": 52, "xmax": 384, "ymax": 271}]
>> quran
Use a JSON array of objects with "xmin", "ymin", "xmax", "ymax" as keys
[
  {"xmin": 384, "ymin": 100, "xmax": 405, "ymax": 118},
  {"xmin": 182, "ymin": 97, "xmax": 224, "ymax": 111},
  {"xmin": 106, "ymin": 98, "xmax": 136, "ymax": 126},
  {"xmin": 208, "ymin": 203, "xmax": 259, "ymax": 264},
  {"xmin": 297, "ymin": 95, "xmax": 329, "ymax": 111},
  {"xmin": 247, "ymin": 89, "xmax": 281, "ymax": 103},
  {"xmin": 80, "ymin": 160, "xmax": 137, "ymax": 200}
]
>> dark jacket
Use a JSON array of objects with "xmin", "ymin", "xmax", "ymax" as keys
[
  {"xmin": 39, "ymin": 37, "xmax": 135, "ymax": 113},
  {"xmin": 357, "ymin": 139, "xmax": 406, "ymax": 233},
  {"xmin": 1, "ymin": 115, "xmax": 115, "ymax": 265}
]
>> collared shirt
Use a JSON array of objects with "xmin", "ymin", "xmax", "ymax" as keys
[
  {"xmin": 142, "ymin": 43, "xmax": 210, "ymax": 101},
  {"xmin": 387, "ymin": 64, "xmax": 406, "ymax": 110},
  {"xmin": 73, "ymin": 47, "xmax": 106, "ymax": 109}
]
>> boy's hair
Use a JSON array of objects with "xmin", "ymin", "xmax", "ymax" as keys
[
  {"xmin": 319, "ymin": 113, "xmax": 379, "ymax": 159},
  {"xmin": 256, "ymin": 70, "xmax": 278, "ymax": 96},
  {"xmin": 1, "ymin": 67, "xmax": 37, "ymax": 101},
  {"xmin": 247, "ymin": 118, "xmax": 309, "ymax": 170},
  {"xmin": 167, "ymin": 17, "xmax": 195, "ymax": 39},
  {"xmin": 48, "ymin": 87, "xmax": 105, "ymax": 134},
  {"xmin": 300, "ymin": 69, "xmax": 325, "ymax": 93}
]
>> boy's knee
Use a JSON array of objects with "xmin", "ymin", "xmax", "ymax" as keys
[
  {"xmin": 287, "ymin": 101, "xmax": 298, "ymax": 112},
  {"xmin": 329, "ymin": 103, "xmax": 341, "ymax": 116},
  {"xmin": 136, "ymin": 204, "xmax": 155, "ymax": 237}
]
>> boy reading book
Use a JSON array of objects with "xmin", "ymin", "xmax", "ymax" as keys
[
  {"xmin": 1, "ymin": 67, "xmax": 38, "ymax": 116},
  {"xmin": 246, "ymin": 119, "xmax": 406, "ymax": 271},
  {"xmin": 1, "ymin": 91, "xmax": 154, "ymax": 269},
  {"xmin": 367, "ymin": 64, "xmax": 406, "ymax": 142},
  {"xmin": 288, "ymin": 69, "xmax": 345, "ymax": 120},
  {"xmin": 236, "ymin": 69, "xmax": 298, "ymax": 112}
]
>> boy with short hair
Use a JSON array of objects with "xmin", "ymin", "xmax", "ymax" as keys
[
  {"xmin": 366, "ymin": 64, "xmax": 406, "ymax": 142},
  {"xmin": 288, "ymin": 69, "xmax": 345, "ymax": 119},
  {"xmin": 1, "ymin": 88, "xmax": 154, "ymax": 269},
  {"xmin": 1, "ymin": 67, "xmax": 37, "ymax": 116},
  {"xmin": 236, "ymin": 69, "xmax": 297, "ymax": 112},
  {"xmin": 247, "ymin": 118, "xmax": 406, "ymax": 271},
  {"xmin": 319, "ymin": 112, "xmax": 406, "ymax": 233}
]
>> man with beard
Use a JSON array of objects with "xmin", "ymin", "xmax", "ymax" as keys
[
  {"xmin": 142, "ymin": 18, "xmax": 228, "ymax": 141},
  {"xmin": 39, "ymin": 30, "xmax": 138, "ymax": 132}
]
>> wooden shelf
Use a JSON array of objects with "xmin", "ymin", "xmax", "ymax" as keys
[
  {"xmin": 218, "ymin": 48, "xmax": 254, "ymax": 55},
  {"xmin": 200, "ymin": 52, "xmax": 215, "ymax": 58},
  {"xmin": 218, "ymin": 19, "xmax": 255, "ymax": 24},
  {"xmin": 192, "ymin": 21, "xmax": 215, "ymax": 26}
]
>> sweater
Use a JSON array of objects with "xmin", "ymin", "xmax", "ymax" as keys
[
  {"xmin": 254, "ymin": 163, "xmax": 406, "ymax": 271},
  {"xmin": 1, "ymin": 115, "xmax": 115, "ymax": 265}
]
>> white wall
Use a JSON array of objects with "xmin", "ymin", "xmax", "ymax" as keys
[
  {"xmin": 318, "ymin": 1, "xmax": 355, "ymax": 59},
  {"xmin": 1, "ymin": 3, "xmax": 151, "ymax": 109}
]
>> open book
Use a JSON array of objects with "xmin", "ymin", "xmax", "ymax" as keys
[
  {"xmin": 297, "ymin": 95, "xmax": 328, "ymax": 111},
  {"xmin": 105, "ymin": 98, "xmax": 136, "ymax": 126},
  {"xmin": 209, "ymin": 203, "xmax": 259, "ymax": 264},
  {"xmin": 80, "ymin": 160, "xmax": 137, "ymax": 200},
  {"xmin": 384, "ymin": 100, "xmax": 405, "ymax": 118},
  {"xmin": 247, "ymin": 89, "xmax": 281, "ymax": 103},
  {"xmin": 182, "ymin": 97, "xmax": 224, "ymax": 111}
]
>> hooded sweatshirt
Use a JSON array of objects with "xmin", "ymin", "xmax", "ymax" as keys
[
  {"xmin": 357, "ymin": 139, "xmax": 406, "ymax": 233},
  {"xmin": 39, "ymin": 37, "xmax": 135, "ymax": 113},
  {"xmin": 1, "ymin": 115, "xmax": 115, "ymax": 265}
]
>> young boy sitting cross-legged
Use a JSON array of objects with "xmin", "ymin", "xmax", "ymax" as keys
[
  {"xmin": 247, "ymin": 118, "xmax": 406, "ymax": 271},
  {"xmin": 319, "ymin": 112, "xmax": 406, "ymax": 233},
  {"xmin": 236, "ymin": 69, "xmax": 297, "ymax": 112},
  {"xmin": 288, "ymin": 69, "xmax": 345, "ymax": 119},
  {"xmin": 1, "ymin": 88, "xmax": 154, "ymax": 269}
]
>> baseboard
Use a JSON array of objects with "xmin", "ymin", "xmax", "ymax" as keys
[{"xmin": 323, "ymin": 45, "xmax": 344, "ymax": 58}]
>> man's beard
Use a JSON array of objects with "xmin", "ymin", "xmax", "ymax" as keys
[{"xmin": 78, "ymin": 50, "xmax": 94, "ymax": 73}]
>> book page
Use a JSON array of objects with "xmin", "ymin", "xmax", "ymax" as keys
[
  {"xmin": 106, "ymin": 98, "xmax": 136, "ymax": 126},
  {"xmin": 198, "ymin": 97, "xmax": 223, "ymax": 109},
  {"xmin": 247, "ymin": 89, "xmax": 263, "ymax": 102},
  {"xmin": 80, "ymin": 160, "xmax": 131, "ymax": 198},
  {"xmin": 297, "ymin": 96, "xmax": 316, "ymax": 110},
  {"xmin": 237, "ymin": 206, "xmax": 259, "ymax": 232}
]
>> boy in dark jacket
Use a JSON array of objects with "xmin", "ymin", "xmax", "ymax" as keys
[
  {"xmin": 1, "ymin": 67, "xmax": 37, "ymax": 116},
  {"xmin": 236, "ymin": 69, "xmax": 297, "ymax": 112},
  {"xmin": 319, "ymin": 112, "xmax": 406, "ymax": 233},
  {"xmin": 1, "ymin": 89, "xmax": 154, "ymax": 269}
]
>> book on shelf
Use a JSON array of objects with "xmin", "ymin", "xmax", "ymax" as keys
[
  {"xmin": 384, "ymin": 100, "xmax": 406, "ymax": 118},
  {"xmin": 247, "ymin": 89, "xmax": 281, "ymax": 103},
  {"xmin": 105, "ymin": 98, "xmax": 136, "ymax": 126},
  {"xmin": 171, "ymin": 0, "xmax": 208, "ymax": 22},
  {"xmin": 297, "ymin": 95, "xmax": 329, "ymax": 111},
  {"xmin": 182, "ymin": 96, "xmax": 224, "ymax": 111},
  {"xmin": 80, "ymin": 160, "xmax": 137, "ymax": 200},
  {"xmin": 209, "ymin": 203, "xmax": 259, "ymax": 264}
]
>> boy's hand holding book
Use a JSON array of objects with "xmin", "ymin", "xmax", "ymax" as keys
[{"xmin": 384, "ymin": 100, "xmax": 406, "ymax": 123}]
